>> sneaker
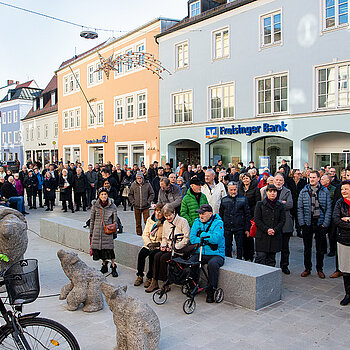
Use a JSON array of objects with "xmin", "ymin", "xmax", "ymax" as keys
[
  {"xmin": 144, "ymin": 278, "xmax": 152, "ymax": 288},
  {"xmin": 134, "ymin": 276, "xmax": 143, "ymax": 286},
  {"xmin": 100, "ymin": 262, "xmax": 108, "ymax": 274}
]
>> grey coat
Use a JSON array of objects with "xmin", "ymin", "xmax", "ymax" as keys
[
  {"xmin": 128, "ymin": 180, "xmax": 154, "ymax": 210},
  {"xmin": 262, "ymin": 186, "xmax": 293, "ymax": 234},
  {"xmin": 158, "ymin": 184, "xmax": 183, "ymax": 210},
  {"xmin": 90, "ymin": 198, "xmax": 117, "ymax": 250}
]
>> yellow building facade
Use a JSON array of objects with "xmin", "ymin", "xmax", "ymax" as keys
[{"xmin": 56, "ymin": 18, "xmax": 176, "ymax": 167}]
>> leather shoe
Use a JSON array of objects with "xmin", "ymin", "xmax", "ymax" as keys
[
  {"xmin": 330, "ymin": 271, "xmax": 343, "ymax": 278},
  {"xmin": 282, "ymin": 267, "xmax": 290, "ymax": 275},
  {"xmin": 317, "ymin": 270, "xmax": 325, "ymax": 279},
  {"xmin": 327, "ymin": 251, "xmax": 336, "ymax": 257},
  {"xmin": 340, "ymin": 295, "xmax": 350, "ymax": 306},
  {"xmin": 301, "ymin": 270, "xmax": 311, "ymax": 277}
]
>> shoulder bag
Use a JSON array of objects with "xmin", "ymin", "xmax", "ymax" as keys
[{"xmin": 99, "ymin": 208, "xmax": 117, "ymax": 236}]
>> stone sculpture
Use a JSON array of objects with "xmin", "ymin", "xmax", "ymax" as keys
[
  {"xmin": 0, "ymin": 207, "xmax": 28, "ymax": 268},
  {"xmin": 101, "ymin": 282, "xmax": 161, "ymax": 350},
  {"xmin": 57, "ymin": 249, "xmax": 105, "ymax": 312}
]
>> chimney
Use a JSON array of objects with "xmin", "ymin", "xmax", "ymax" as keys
[{"xmin": 7, "ymin": 80, "xmax": 14, "ymax": 85}]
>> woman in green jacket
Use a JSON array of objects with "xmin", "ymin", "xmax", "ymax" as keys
[{"xmin": 180, "ymin": 177, "xmax": 208, "ymax": 227}]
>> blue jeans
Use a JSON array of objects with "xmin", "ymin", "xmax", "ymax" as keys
[{"xmin": 8, "ymin": 197, "xmax": 25, "ymax": 213}]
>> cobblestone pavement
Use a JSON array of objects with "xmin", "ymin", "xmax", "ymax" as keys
[{"xmin": 14, "ymin": 205, "xmax": 350, "ymax": 349}]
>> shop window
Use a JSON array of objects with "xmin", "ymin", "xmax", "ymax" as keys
[
  {"xmin": 260, "ymin": 10, "xmax": 282, "ymax": 48},
  {"xmin": 209, "ymin": 139, "xmax": 241, "ymax": 167},
  {"xmin": 43, "ymin": 150, "xmax": 50, "ymax": 165},
  {"xmin": 251, "ymin": 136, "xmax": 293, "ymax": 174},
  {"xmin": 36, "ymin": 150, "xmax": 43, "ymax": 163},
  {"xmin": 73, "ymin": 147, "xmax": 80, "ymax": 162},
  {"xmin": 209, "ymin": 83, "xmax": 234, "ymax": 120},
  {"xmin": 173, "ymin": 91, "xmax": 192, "ymax": 123},
  {"xmin": 257, "ymin": 73, "xmax": 288, "ymax": 115},
  {"xmin": 116, "ymin": 145, "xmax": 129, "ymax": 166},
  {"xmin": 26, "ymin": 151, "xmax": 31, "ymax": 162},
  {"xmin": 64, "ymin": 148, "xmax": 71, "ymax": 163},
  {"xmin": 132, "ymin": 145, "xmax": 145, "ymax": 167}
]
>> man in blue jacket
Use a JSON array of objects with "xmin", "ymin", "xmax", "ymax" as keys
[
  {"xmin": 298, "ymin": 170, "xmax": 332, "ymax": 279},
  {"xmin": 190, "ymin": 204, "xmax": 225, "ymax": 303}
]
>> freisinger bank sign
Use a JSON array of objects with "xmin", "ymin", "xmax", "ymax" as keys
[{"xmin": 206, "ymin": 121, "xmax": 288, "ymax": 138}]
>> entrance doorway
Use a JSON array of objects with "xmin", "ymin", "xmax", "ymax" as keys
[
  {"xmin": 251, "ymin": 136, "xmax": 293, "ymax": 174},
  {"xmin": 175, "ymin": 140, "xmax": 200, "ymax": 166},
  {"xmin": 89, "ymin": 146, "xmax": 104, "ymax": 165}
]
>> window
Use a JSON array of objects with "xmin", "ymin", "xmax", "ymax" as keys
[
  {"xmin": 88, "ymin": 105, "xmax": 96, "ymax": 126},
  {"xmin": 14, "ymin": 131, "xmax": 19, "ymax": 144},
  {"xmin": 76, "ymin": 109, "xmax": 81, "ymax": 128},
  {"xmin": 39, "ymin": 97, "xmax": 44, "ymax": 109},
  {"xmin": 176, "ymin": 42, "xmax": 189, "ymax": 69},
  {"xmin": 116, "ymin": 145, "xmax": 128, "ymax": 166},
  {"xmin": 210, "ymin": 83, "xmax": 235, "ymax": 120},
  {"xmin": 7, "ymin": 111, "xmax": 12, "ymax": 124},
  {"xmin": 63, "ymin": 71, "xmax": 80, "ymax": 95},
  {"xmin": 261, "ymin": 11, "xmax": 282, "ymax": 47},
  {"xmin": 257, "ymin": 73, "xmax": 288, "ymax": 115},
  {"xmin": 213, "ymin": 28, "xmax": 229, "ymax": 59},
  {"xmin": 190, "ymin": 1, "xmax": 200, "ymax": 17},
  {"xmin": 74, "ymin": 72, "xmax": 80, "ymax": 90},
  {"xmin": 126, "ymin": 96, "xmax": 134, "ymax": 119},
  {"xmin": 324, "ymin": 0, "xmax": 348, "ymax": 30},
  {"xmin": 126, "ymin": 50, "xmax": 133, "ymax": 71},
  {"xmin": 26, "ymin": 128, "xmax": 29, "ymax": 141},
  {"xmin": 137, "ymin": 94, "xmax": 147, "ymax": 118},
  {"xmin": 44, "ymin": 124, "xmax": 49, "ymax": 139},
  {"xmin": 37, "ymin": 127, "xmax": 40, "ymax": 139},
  {"xmin": 64, "ymin": 77, "xmax": 69, "ymax": 94},
  {"xmin": 30, "ymin": 128, "xmax": 34, "ymax": 141},
  {"xmin": 63, "ymin": 111, "xmax": 69, "ymax": 130},
  {"xmin": 173, "ymin": 91, "xmax": 193, "ymax": 123},
  {"xmin": 2, "ymin": 112, "xmax": 6, "ymax": 124},
  {"xmin": 115, "ymin": 98, "xmax": 123, "ymax": 121},
  {"xmin": 51, "ymin": 92, "xmax": 56, "ymax": 106},
  {"xmin": 115, "ymin": 53, "xmax": 123, "ymax": 74},
  {"xmin": 8, "ymin": 132, "xmax": 12, "ymax": 144},
  {"xmin": 88, "ymin": 63, "xmax": 104, "ymax": 86},
  {"xmin": 316, "ymin": 63, "xmax": 350, "ymax": 109},
  {"xmin": 2, "ymin": 132, "xmax": 6, "ymax": 144},
  {"xmin": 137, "ymin": 43, "xmax": 145, "ymax": 65},
  {"xmin": 13, "ymin": 110, "xmax": 18, "ymax": 122},
  {"xmin": 97, "ymin": 103, "xmax": 104, "ymax": 124},
  {"xmin": 97, "ymin": 64, "xmax": 103, "ymax": 82},
  {"xmin": 54, "ymin": 122, "xmax": 58, "ymax": 137}
]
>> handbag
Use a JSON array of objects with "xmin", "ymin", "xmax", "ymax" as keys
[
  {"xmin": 249, "ymin": 218, "xmax": 257, "ymax": 238},
  {"xmin": 99, "ymin": 208, "xmax": 117, "ymax": 236}
]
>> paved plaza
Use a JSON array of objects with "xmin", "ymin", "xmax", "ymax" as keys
[{"xmin": 20, "ymin": 206, "xmax": 350, "ymax": 350}]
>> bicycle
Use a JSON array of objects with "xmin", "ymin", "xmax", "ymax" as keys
[{"xmin": 0, "ymin": 253, "xmax": 80, "ymax": 349}]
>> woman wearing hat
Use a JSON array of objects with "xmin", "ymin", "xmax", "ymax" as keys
[
  {"xmin": 254, "ymin": 184, "xmax": 286, "ymax": 267},
  {"xmin": 90, "ymin": 187, "xmax": 118, "ymax": 277}
]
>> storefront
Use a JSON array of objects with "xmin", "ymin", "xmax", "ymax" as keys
[
  {"xmin": 115, "ymin": 141, "xmax": 146, "ymax": 167},
  {"xmin": 63, "ymin": 145, "xmax": 81, "ymax": 164},
  {"xmin": 160, "ymin": 114, "xmax": 350, "ymax": 175}
]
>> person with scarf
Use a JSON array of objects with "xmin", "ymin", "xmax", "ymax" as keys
[
  {"xmin": 58, "ymin": 169, "xmax": 74, "ymax": 213},
  {"xmin": 333, "ymin": 180, "xmax": 350, "ymax": 306},
  {"xmin": 134, "ymin": 204, "xmax": 165, "ymax": 288},
  {"xmin": 298, "ymin": 170, "xmax": 332, "ymax": 278},
  {"xmin": 254, "ymin": 185, "xmax": 286, "ymax": 267},
  {"xmin": 90, "ymin": 187, "xmax": 118, "ymax": 277}
]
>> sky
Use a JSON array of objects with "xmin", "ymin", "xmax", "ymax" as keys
[{"xmin": 0, "ymin": 0, "xmax": 189, "ymax": 89}]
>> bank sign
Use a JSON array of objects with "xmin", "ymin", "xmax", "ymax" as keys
[
  {"xmin": 86, "ymin": 135, "xmax": 108, "ymax": 144},
  {"xmin": 206, "ymin": 121, "xmax": 288, "ymax": 138}
]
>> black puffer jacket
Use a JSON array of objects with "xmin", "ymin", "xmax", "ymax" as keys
[
  {"xmin": 254, "ymin": 199, "xmax": 286, "ymax": 253},
  {"xmin": 333, "ymin": 198, "xmax": 350, "ymax": 246},
  {"xmin": 219, "ymin": 194, "xmax": 251, "ymax": 232}
]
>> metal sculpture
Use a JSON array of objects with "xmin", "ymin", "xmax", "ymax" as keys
[{"xmin": 95, "ymin": 51, "xmax": 171, "ymax": 80}]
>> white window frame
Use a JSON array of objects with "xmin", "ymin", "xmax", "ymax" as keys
[
  {"xmin": 13, "ymin": 110, "xmax": 18, "ymax": 123},
  {"xmin": 114, "ymin": 98, "xmax": 123, "ymax": 122},
  {"xmin": 44, "ymin": 124, "xmax": 49, "ymax": 139},
  {"xmin": 125, "ymin": 48, "xmax": 133, "ymax": 72},
  {"xmin": 97, "ymin": 102, "xmax": 104, "ymax": 125},
  {"xmin": 30, "ymin": 127, "xmax": 34, "ymax": 141},
  {"xmin": 62, "ymin": 70, "xmax": 80, "ymax": 96},
  {"xmin": 8, "ymin": 132, "xmax": 12, "ymax": 144},
  {"xmin": 37, "ymin": 126, "xmax": 41, "ymax": 140},
  {"xmin": 260, "ymin": 9, "xmax": 283, "ymax": 49},
  {"xmin": 54, "ymin": 122, "xmax": 58, "ymax": 138},
  {"xmin": 126, "ymin": 96, "xmax": 134, "ymax": 119},
  {"xmin": 175, "ymin": 41, "xmax": 189, "ymax": 70},
  {"xmin": 114, "ymin": 141, "xmax": 146, "ymax": 167},
  {"xmin": 14, "ymin": 131, "xmax": 19, "ymax": 144},
  {"xmin": 2, "ymin": 132, "xmax": 6, "ymax": 144},
  {"xmin": 26, "ymin": 128, "xmax": 29, "ymax": 141},
  {"xmin": 321, "ymin": 0, "xmax": 349, "ymax": 32},
  {"xmin": 87, "ymin": 101, "xmax": 104, "ymax": 128},
  {"xmin": 2, "ymin": 112, "xmax": 6, "ymax": 124},
  {"xmin": 190, "ymin": 1, "xmax": 200, "ymax": 17},
  {"xmin": 137, "ymin": 93, "xmax": 147, "ymax": 119},
  {"xmin": 39, "ymin": 97, "xmax": 44, "ymax": 109},
  {"xmin": 255, "ymin": 72, "xmax": 289, "ymax": 116},
  {"xmin": 208, "ymin": 82, "xmax": 235, "ymax": 120},
  {"xmin": 51, "ymin": 92, "xmax": 56, "ymax": 106},
  {"xmin": 7, "ymin": 111, "xmax": 12, "ymax": 124},
  {"xmin": 212, "ymin": 27, "xmax": 230, "ymax": 61},
  {"xmin": 63, "ymin": 107, "xmax": 81, "ymax": 131},
  {"xmin": 315, "ymin": 60, "xmax": 350, "ymax": 110},
  {"xmin": 87, "ymin": 61, "xmax": 103, "ymax": 87},
  {"xmin": 172, "ymin": 90, "xmax": 193, "ymax": 124}
]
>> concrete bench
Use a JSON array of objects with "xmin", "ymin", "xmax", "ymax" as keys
[{"xmin": 40, "ymin": 217, "xmax": 281, "ymax": 310}]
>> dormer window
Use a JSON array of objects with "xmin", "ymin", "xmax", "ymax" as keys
[
  {"xmin": 51, "ymin": 92, "xmax": 56, "ymax": 106},
  {"xmin": 7, "ymin": 92, "xmax": 11, "ymax": 100},
  {"xmin": 190, "ymin": 1, "xmax": 200, "ymax": 17},
  {"xmin": 39, "ymin": 97, "xmax": 43, "ymax": 109},
  {"xmin": 33, "ymin": 100, "xmax": 37, "ymax": 112}
]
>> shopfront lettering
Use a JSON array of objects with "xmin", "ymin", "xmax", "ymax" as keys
[
  {"xmin": 212, "ymin": 121, "xmax": 288, "ymax": 137},
  {"xmin": 86, "ymin": 135, "xmax": 108, "ymax": 144}
]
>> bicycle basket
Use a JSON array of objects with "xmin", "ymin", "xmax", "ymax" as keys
[{"xmin": 4, "ymin": 259, "xmax": 40, "ymax": 305}]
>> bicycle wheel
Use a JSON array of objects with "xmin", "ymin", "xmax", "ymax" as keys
[
  {"xmin": 0, "ymin": 316, "xmax": 80, "ymax": 349},
  {"xmin": 152, "ymin": 290, "xmax": 167, "ymax": 305}
]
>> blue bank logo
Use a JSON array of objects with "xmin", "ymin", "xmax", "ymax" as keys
[{"xmin": 206, "ymin": 127, "xmax": 218, "ymax": 138}]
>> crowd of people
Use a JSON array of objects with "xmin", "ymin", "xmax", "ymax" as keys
[{"xmin": 0, "ymin": 159, "xmax": 349, "ymax": 306}]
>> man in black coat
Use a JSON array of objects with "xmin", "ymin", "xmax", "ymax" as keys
[
  {"xmin": 219, "ymin": 182, "xmax": 250, "ymax": 259},
  {"xmin": 24, "ymin": 169, "xmax": 39, "ymax": 209},
  {"xmin": 151, "ymin": 167, "xmax": 164, "ymax": 203},
  {"xmin": 2, "ymin": 176, "xmax": 27, "ymax": 214},
  {"xmin": 73, "ymin": 167, "xmax": 88, "ymax": 211},
  {"xmin": 254, "ymin": 185, "xmax": 286, "ymax": 267}
]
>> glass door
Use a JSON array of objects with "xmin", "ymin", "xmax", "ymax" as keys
[{"xmin": 331, "ymin": 153, "xmax": 347, "ymax": 178}]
